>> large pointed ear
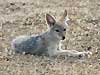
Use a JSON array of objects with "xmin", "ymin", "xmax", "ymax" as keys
[
  {"xmin": 59, "ymin": 9, "xmax": 67, "ymax": 22},
  {"xmin": 59, "ymin": 10, "xmax": 70, "ymax": 26},
  {"xmin": 46, "ymin": 14, "xmax": 56, "ymax": 27}
]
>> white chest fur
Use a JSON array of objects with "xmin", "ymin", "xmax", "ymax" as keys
[{"xmin": 47, "ymin": 42, "xmax": 59, "ymax": 56}]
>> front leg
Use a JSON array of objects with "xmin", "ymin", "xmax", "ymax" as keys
[
  {"xmin": 57, "ymin": 42, "xmax": 92, "ymax": 59},
  {"xmin": 58, "ymin": 42, "xmax": 81, "ymax": 56},
  {"xmin": 55, "ymin": 49, "xmax": 92, "ymax": 59}
]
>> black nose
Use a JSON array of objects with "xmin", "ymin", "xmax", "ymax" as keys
[{"xmin": 62, "ymin": 36, "xmax": 65, "ymax": 40}]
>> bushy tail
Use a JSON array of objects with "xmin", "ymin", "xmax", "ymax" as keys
[{"xmin": 11, "ymin": 39, "xmax": 16, "ymax": 50}]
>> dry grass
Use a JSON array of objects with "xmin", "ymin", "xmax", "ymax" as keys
[{"xmin": 1, "ymin": 0, "xmax": 100, "ymax": 75}]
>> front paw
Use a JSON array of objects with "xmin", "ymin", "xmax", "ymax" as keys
[{"xmin": 77, "ymin": 51, "xmax": 92, "ymax": 59}]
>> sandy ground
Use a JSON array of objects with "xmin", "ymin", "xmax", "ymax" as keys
[{"xmin": 1, "ymin": 0, "xmax": 100, "ymax": 75}]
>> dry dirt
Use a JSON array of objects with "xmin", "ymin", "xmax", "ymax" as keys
[{"xmin": 1, "ymin": 0, "xmax": 100, "ymax": 75}]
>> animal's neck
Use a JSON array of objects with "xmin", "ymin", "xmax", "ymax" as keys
[{"xmin": 42, "ymin": 30, "xmax": 60, "ymax": 44}]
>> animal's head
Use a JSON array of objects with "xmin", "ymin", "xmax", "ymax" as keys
[{"xmin": 46, "ymin": 10, "xmax": 70, "ymax": 40}]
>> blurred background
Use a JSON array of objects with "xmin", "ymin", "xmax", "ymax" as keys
[{"xmin": 1, "ymin": 0, "xmax": 100, "ymax": 75}]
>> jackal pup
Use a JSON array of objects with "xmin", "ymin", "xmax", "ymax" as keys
[{"xmin": 11, "ymin": 10, "xmax": 92, "ymax": 58}]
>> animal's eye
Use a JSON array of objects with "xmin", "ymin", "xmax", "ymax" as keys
[
  {"xmin": 63, "ymin": 29, "xmax": 66, "ymax": 31},
  {"xmin": 55, "ymin": 29, "xmax": 59, "ymax": 32}
]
